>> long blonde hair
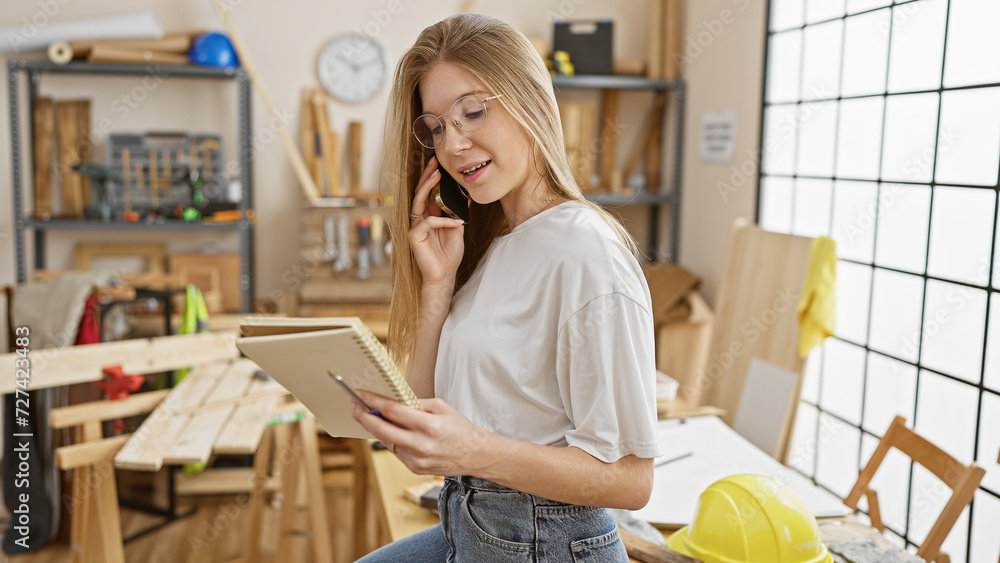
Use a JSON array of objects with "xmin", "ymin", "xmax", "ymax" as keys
[{"xmin": 381, "ymin": 13, "xmax": 639, "ymax": 362}]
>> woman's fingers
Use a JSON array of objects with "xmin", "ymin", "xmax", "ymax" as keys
[
  {"xmin": 411, "ymin": 156, "xmax": 441, "ymax": 219},
  {"xmin": 408, "ymin": 215, "xmax": 465, "ymax": 244}
]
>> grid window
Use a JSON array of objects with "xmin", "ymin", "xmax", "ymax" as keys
[
  {"xmin": 766, "ymin": 30, "xmax": 803, "ymax": 104},
  {"xmin": 760, "ymin": 0, "xmax": 1000, "ymax": 557},
  {"xmin": 815, "ymin": 413, "xmax": 862, "ymax": 498},
  {"xmin": 886, "ymin": 0, "xmax": 947, "ymax": 94},
  {"xmin": 820, "ymin": 339, "xmax": 866, "ymax": 425},
  {"xmin": 788, "ymin": 402, "xmax": 819, "ymax": 476},
  {"xmin": 797, "ymin": 101, "xmax": 838, "ymax": 176},
  {"xmin": 841, "ymin": 8, "xmax": 891, "ymax": 97},
  {"xmin": 919, "ymin": 281, "xmax": 987, "ymax": 384},
  {"xmin": 873, "ymin": 184, "xmax": 931, "ymax": 274},
  {"xmin": 831, "ymin": 180, "xmax": 878, "ymax": 262},
  {"xmin": 759, "ymin": 176, "xmax": 795, "ymax": 232},
  {"xmin": 800, "ymin": 21, "xmax": 843, "ymax": 100},
  {"xmin": 863, "ymin": 352, "xmax": 917, "ymax": 435},
  {"xmin": 792, "ymin": 179, "xmax": 833, "ymax": 238},
  {"xmin": 927, "ymin": 186, "xmax": 995, "ymax": 285},
  {"xmin": 943, "ymin": 0, "xmax": 1000, "ymax": 89},
  {"xmin": 835, "ymin": 261, "xmax": 872, "ymax": 344},
  {"xmin": 936, "ymin": 88, "xmax": 1000, "ymax": 186},
  {"xmin": 835, "ymin": 98, "xmax": 884, "ymax": 181}
]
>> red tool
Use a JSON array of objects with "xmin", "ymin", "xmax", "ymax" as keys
[
  {"xmin": 96, "ymin": 365, "xmax": 145, "ymax": 433},
  {"xmin": 96, "ymin": 365, "xmax": 145, "ymax": 400}
]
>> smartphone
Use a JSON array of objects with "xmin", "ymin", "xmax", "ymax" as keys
[
  {"xmin": 433, "ymin": 165, "xmax": 470, "ymax": 223},
  {"xmin": 331, "ymin": 372, "xmax": 385, "ymax": 420}
]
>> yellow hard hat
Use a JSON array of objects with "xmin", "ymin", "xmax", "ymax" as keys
[{"xmin": 666, "ymin": 474, "xmax": 832, "ymax": 563}]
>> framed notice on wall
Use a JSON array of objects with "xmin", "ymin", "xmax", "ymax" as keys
[{"xmin": 699, "ymin": 111, "xmax": 737, "ymax": 164}]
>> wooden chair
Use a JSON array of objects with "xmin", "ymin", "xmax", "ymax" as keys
[{"xmin": 844, "ymin": 416, "xmax": 985, "ymax": 563}]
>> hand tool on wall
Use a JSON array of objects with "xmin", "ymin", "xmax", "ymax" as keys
[
  {"xmin": 208, "ymin": 0, "xmax": 321, "ymax": 200},
  {"xmin": 323, "ymin": 215, "xmax": 338, "ymax": 263},
  {"xmin": 370, "ymin": 213, "xmax": 385, "ymax": 267},
  {"xmin": 356, "ymin": 216, "xmax": 371, "ymax": 280},
  {"xmin": 333, "ymin": 215, "xmax": 352, "ymax": 274}
]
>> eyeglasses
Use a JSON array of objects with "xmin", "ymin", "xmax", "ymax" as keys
[{"xmin": 412, "ymin": 93, "xmax": 503, "ymax": 149}]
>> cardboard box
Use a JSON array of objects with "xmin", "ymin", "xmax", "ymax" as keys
[{"xmin": 656, "ymin": 291, "xmax": 714, "ymax": 407}]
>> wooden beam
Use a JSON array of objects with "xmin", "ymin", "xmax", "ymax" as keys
[
  {"xmin": 50, "ymin": 390, "xmax": 169, "ymax": 429},
  {"xmin": 56, "ymin": 435, "xmax": 130, "ymax": 470},
  {"xmin": 175, "ymin": 467, "xmax": 279, "ymax": 496},
  {"xmin": 0, "ymin": 332, "xmax": 238, "ymax": 394}
]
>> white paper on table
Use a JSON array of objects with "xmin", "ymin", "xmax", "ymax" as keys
[
  {"xmin": 633, "ymin": 416, "xmax": 851, "ymax": 527},
  {"xmin": 1, "ymin": 12, "xmax": 163, "ymax": 55}
]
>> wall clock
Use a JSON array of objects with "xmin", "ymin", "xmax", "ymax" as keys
[{"xmin": 317, "ymin": 33, "xmax": 391, "ymax": 104}]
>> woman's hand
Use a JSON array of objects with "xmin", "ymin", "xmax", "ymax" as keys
[
  {"xmin": 351, "ymin": 389, "xmax": 500, "ymax": 477},
  {"xmin": 409, "ymin": 155, "xmax": 466, "ymax": 287}
]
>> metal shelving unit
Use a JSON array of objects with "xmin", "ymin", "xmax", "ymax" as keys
[
  {"xmin": 7, "ymin": 59, "xmax": 255, "ymax": 312},
  {"xmin": 551, "ymin": 74, "xmax": 684, "ymax": 263}
]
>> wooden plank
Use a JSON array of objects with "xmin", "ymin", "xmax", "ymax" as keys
[
  {"xmin": 50, "ymin": 389, "xmax": 169, "ymax": 429},
  {"xmin": 348, "ymin": 121, "xmax": 363, "ymax": 197},
  {"xmin": 175, "ymin": 467, "xmax": 279, "ymax": 495},
  {"xmin": 599, "ymin": 89, "xmax": 619, "ymax": 189},
  {"xmin": 56, "ymin": 100, "xmax": 84, "ymax": 218},
  {"xmin": 704, "ymin": 220, "xmax": 812, "ymax": 427},
  {"xmin": 244, "ymin": 428, "xmax": 274, "ymax": 562},
  {"xmin": 169, "ymin": 253, "xmax": 241, "ymax": 313},
  {"xmin": 212, "ymin": 395, "xmax": 283, "ymax": 454},
  {"xmin": 74, "ymin": 242, "xmax": 166, "ymax": 274},
  {"xmin": 646, "ymin": 0, "xmax": 663, "ymax": 80},
  {"xmin": 301, "ymin": 89, "xmax": 321, "ymax": 189},
  {"xmin": 203, "ymin": 358, "xmax": 256, "ymax": 405},
  {"xmin": 662, "ymin": 0, "xmax": 683, "ymax": 80},
  {"xmin": 93, "ymin": 460, "xmax": 125, "ymax": 563},
  {"xmin": 56, "ymin": 434, "xmax": 130, "ymax": 469},
  {"xmin": 313, "ymin": 90, "xmax": 343, "ymax": 198},
  {"xmin": 621, "ymin": 529, "xmax": 697, "ymax": 563},
  {"xmin": 75, "ymin": 100, "xmax": 92, "ymax": 207},
  {"xmin": 32, "ymin": 97, "xmax": 55, "ymax": 218},
  {"xmin": 329, "ymin": 130, "xmax": 342, "ymax": 198},
  {"xmin": 113, "ymin": 362, "xmax": 231, "ymax": 470},
  {"xmin": 0, "ymin": 332, "xmax": 238, "ymax": 394},
  {"xmin": 299, "ymin": 415, "xmax": 334, "ymax": 563},
  {"xmin": 167, "ymin": 362, "xmax": 233, "ymax": 409},
  {"xmin": 162, "ymin": 407, "xmax": 235, "ymax": 464}
]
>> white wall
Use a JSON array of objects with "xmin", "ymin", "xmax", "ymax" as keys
[
  {"xmin": 0, "ymin": 0, "xmax": 766, "ymax": 313},
  {"xmin": 676, "ymin": 0, "xmax": 766, "ymax": 304}
]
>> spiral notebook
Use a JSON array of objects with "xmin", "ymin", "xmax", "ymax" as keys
[{"xmin": 235, "ymin": 317, "xmax": 422, "ymax": 439}]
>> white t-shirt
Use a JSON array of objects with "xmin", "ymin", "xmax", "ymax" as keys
[{"xmin": 434, "ymin": 201, "xmax": 661, "ymax": 463}]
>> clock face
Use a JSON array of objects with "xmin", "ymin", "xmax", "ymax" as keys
[{"xmin": 317, "ymin": 33, "xmax": 390, "ymax": 104}]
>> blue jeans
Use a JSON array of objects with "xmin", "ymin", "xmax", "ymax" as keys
[{"xmin": 357, "ymin": 475, "xmax": 627, "ymax": 562}]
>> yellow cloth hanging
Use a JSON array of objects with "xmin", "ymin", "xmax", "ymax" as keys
[
  {"xmin": 797, "ymin": 236, "xmax": 837, "ymax": 358},
  {"xmin": 176, "ymin": 284, "xmax": 210, "ymax": 382}
]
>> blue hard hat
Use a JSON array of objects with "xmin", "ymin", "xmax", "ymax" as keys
[{"xmin": 188, "ymin": 32, "xmax": 239, "ymax": 69}]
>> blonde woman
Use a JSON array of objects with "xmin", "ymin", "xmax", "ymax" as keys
[{"xmin": 352, "ymin": 13, "xmax": 660, "ymax": 562}]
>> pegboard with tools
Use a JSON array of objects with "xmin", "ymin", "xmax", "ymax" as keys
[
  {"xmin": 107, "ymin": 132, "xmax": 227, "ymax": 220},
  {"xmin": 297, "ymin": 205, "xmax": 391, "ymax": 318}
]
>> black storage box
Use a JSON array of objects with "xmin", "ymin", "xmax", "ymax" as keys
[{"xmin": 552, "ymin": 20, "xmax": 614, "ymax": 75}]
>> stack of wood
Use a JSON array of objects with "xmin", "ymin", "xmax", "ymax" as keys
[
  {"xmin": 47, "ymin": 30, "xmax": 204, "ymax": 66},
  {"xmin": 32, "ymin": 97, "xmax": 91, "ymax": 218},
  {"xmin": 300, "ymin": 88, "xmax": 365, "ymax": 199},
  {"xmin": 646, "ymin": 0, "xmax": 684, "ymax": 81}
]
